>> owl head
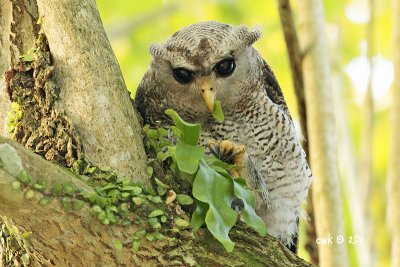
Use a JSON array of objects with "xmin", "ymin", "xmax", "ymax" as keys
[{"xmin": 146, "ymin": 21, "xmax": 263, "ymax": 122}]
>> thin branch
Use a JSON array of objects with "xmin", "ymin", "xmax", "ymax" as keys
[{"xmin": 276, "ymin": 0, "xmax": 318, "ymax": 264}]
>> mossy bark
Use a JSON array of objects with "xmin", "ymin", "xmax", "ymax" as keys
[{"xmin": 0, "ymin": 136, "xmax": 313, "ymax": 266}]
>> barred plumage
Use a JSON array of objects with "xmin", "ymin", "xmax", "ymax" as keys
[{"xmin": 135, "ymin": 20, "xmax": 313, "ymax": 253}]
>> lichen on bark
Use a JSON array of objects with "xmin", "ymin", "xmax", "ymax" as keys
[{"xmin": 5, "ymin": 33, "xmax": 83, "ymax": 169}]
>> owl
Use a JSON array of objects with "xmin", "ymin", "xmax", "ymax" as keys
[{"xmin": 135, "ymin": 21, "xmax": 313, "ymax": 253}]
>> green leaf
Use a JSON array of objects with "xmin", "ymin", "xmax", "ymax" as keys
[
  {"xmin": 132, "ymin": 240, "xmax": 140, "ymax": 253},
  {"xmin": 62, "ymin": 197, "xmax": 72, "ymax": 211},
  {"xmin": 174, "ymin": 217, "xmax": 190, "ymax": 227},
  {"xmin": 155, "ymin": 232, "xmax": 166, "ymax": 240},
  {"xmin": 114, "ymin": 238, "xmax": 122, "ymax": 250},
  {"xmin": 62, "ymin": 181, "xmax": 76, "ymax": 196},
  {"xmin": 154, "ymin": 178, "xmax": 170, "ymax": 189},
  {"xmin": 91, "ymin": 205, "xmax": 102, "ymax": 213},
  {"xmin": 122, "ymin": 220, "xmax": 132, "ymax": 226},
  {"xmin": 25, "ymin": 190, "xmax": 35, "ymax": 200},
  {"xmin": 39, "ymin": 196, "xmax": 50, "ymax": 206},
  {"xmin": 53, "ymin": 183, "xmax": 62, "ymax": 195},
  {"xmin": 148, "ymin": 209, "xmax": 164, "ymax": 218},
  {"xmin": 192, "ymin": 160, "xmax": 237, "ymax": 252},
  {"xmin": 157, "ymin": 186, "xmax": 167, "ymax": 196},
  {"xmin": 175, "ymin": 140, "xmax": 205, "ymax": 174},
  {"xmin": 233, "ymin": 181, "xmax": 266, "ymax": 236},
  {"xmin": 121, "ymin": 186, "xmax": 142, "ymax": 196},
  {"xmin": 19, "ymin": 54, "xmax": 33, "ymax": 62},
  {"xmin": 212, "ymin": 100, "xmax": 224, "ymax": 122},
  {"xmin": 134, "ymin": 229, "xmax": 146, "ymax": 238},
  {"xmin": 177, "ymin": 194, "xmax": 193, "ymax": 205},
  {"xmin": 101, "ymin": 183, "xmax": 118, "ymax": 191},
  {"xmin": 147, "ymin": 166, "xmax": 153, "ymax": 177},
  {"xmin": 165, "ymin": 109, "xmax": 201, "ymax": 145},
  {"xmin": 191, "ymin": 200, "xmax": 208, "ymax": 233},
  {"xmin": 100, "ymin": 166, "xmax": 111, "ymax": 172},
  {"xmin": 11, "ymin": 181, "xmax": 21, "ymax": 190},
  {"xmin": 87, "ymin": 166, "xmax": 96, "ymax": 174},
  {"xmin": 73, "ymin": 200, "xmax": 84, "ymax": 211}
]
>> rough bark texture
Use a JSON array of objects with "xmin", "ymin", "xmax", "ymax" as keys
[
  {"xmin": 276, "ymin": 0, "xmax": 318, "ymax": 264},
  {"xmin": 0, "ymin": 0, "xmax": 39, "ymax": 135},
  {"xmin": 296, "ymin": 0, "xmax": 349, "ymax": 266},
  {"xmin": 0, "ymin": 136, "xmax": 313, "ymax": 266},
  {"xmin": 388, "ymin": 0, "xmax": 400, "ymax": 265},
  {"xmin": 0, "ymin": 0, "xmax": 148, "ymax": 181}
]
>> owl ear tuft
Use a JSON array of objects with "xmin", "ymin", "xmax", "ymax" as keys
[
  {"xmin": 231, "ymin": 25, "xmax": 263, "ymax": 48},
  {"xmin": 148, "ymin": 42, "xmax": 166, "ymax": 58}
]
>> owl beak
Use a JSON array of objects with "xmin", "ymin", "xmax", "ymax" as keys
[{"xmin": 200, "ymin": 78, "xmax": 215, "ymax": 113}]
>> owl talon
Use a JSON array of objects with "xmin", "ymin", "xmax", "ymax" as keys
[{"xmin": 207, "ymin": 139, "xmax": 245, "ymax": 166}]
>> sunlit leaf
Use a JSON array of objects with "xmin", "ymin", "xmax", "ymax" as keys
[
  {"xmin": 233, "ymin": 181, "xmax": 266, "ymax": 236},
  {"xmin": 165, "ymin": 109, "xmax": 201, "ymax": 146},
  {"xmin": 175, "ymin": 140, "xmax": 205, "ymax": 174},
  {"xmin": 212, "ymin": 100, "xmax": 224, "ymax": 122},
  {"xmin": 193, "ymin": 160, "xmax": 237, "ymax": 252},
  {"xmin": 191, "ymin": 199, "xmax": 208, "ymax": 233}
]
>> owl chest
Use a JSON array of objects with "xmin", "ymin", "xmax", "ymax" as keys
[{"xmin": 199, "ymin": 104, "xmax": 296, "ymax": 164}]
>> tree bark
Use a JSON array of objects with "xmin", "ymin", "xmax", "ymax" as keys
[
  {"xmin": 387, "ymin": 0, "xmax": 400, "ymax": 265},
  {"xmin": 0, "ymin": 136, "xmax": 313, "ymax": 266},
  {"xmin": 0, "ymin": 0, "xmax": 148, "ymax": 181},
  {"xmin": 0, "ymin": 0, "xmax": 314, "ymax": 266},
  {"xmin": 296, "ymin": 0, "xmax": 349, "ymax": 266}
]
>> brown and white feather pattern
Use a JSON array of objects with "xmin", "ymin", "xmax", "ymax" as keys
[{"xmin": 135, "ymin": 20, "xmax": 313, "ymax": 250}]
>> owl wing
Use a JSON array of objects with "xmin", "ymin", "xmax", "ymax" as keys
[{"xmin": 262, "ymin": 60, "xmax": 291, "ymax": 117}]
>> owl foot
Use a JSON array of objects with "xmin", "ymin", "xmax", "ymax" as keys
[{"xmin": 207, "ymin": 139, "xmax": 245, "ymax": 178}]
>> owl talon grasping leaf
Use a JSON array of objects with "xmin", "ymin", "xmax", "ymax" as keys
[
  {"xmin": 135, "ymin": 21, "xmax": 313, "ymax": 254},
  {"xmin": 207, "ymin": 139, "xmax": 245, "ymax": 178}
]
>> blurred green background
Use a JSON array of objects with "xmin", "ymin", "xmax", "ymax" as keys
[{"xmin": 96, "ymin": 0, "xmax": 393, "ymax": 266}]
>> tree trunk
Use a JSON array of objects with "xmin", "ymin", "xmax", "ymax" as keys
[
  {"xmin": 0, "ymin": 136, "xmax": 313, "ymax": 266},
  {"xmin": 387, "ymin": 0, "xmax": 400, "ymax": 265},
  {"xmin": 0, "ymin": 0, "xmax": 314, "ymax": 265},
  {"xmin": 0, "ymin": 0, "xmax": 148, "ymax": 181},
  {"xmin": 296, "ymin": 0, "xmax": 349, "ymax": 266}
]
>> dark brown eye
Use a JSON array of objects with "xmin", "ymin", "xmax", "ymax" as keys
[
  {"xmin": 215, "ymin": 58, "xmax": 235, "ymax": 77},
  {"xmin": 172, "ymin": 68, "xmax": 193, "ymax": 84}
]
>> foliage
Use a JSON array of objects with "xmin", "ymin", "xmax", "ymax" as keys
[{"xmin": 161, "ymin": 109, "xmax": 266, "ymax": 252}]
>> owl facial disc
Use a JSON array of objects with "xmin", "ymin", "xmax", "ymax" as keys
[{"xmin": 200, "ymin": 77, "xmax": 215, "ymax": 112}]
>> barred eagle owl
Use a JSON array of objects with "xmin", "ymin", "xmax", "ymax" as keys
[{"xmin": 135, "ymin": 21, "xmax": 313, "ymax": 253}]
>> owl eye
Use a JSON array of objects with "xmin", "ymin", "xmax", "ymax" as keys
[
  {"xmin": 172, "ymin": 68, "xmax": 193, "ymax": 84},
  {"xmin": 215, "ymin": 58, "xmax": 235, "ymax": 77}
]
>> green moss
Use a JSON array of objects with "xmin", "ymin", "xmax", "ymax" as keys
[{"xmin": 0, "ymin": 217, "xmax": 31, "ymax": 266}]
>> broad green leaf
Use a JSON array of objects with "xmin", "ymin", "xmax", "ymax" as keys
[
  {"xmin": 191, "ymin": 199, "xmax": 208, "ymax": 233},
  {"xmin": 165, "ymin": 109, "xmax": 201, "ymax": 146},
  {"xmin": 233, "ymin": 181, "xmax": 266, "ymax": 236},
  {"xmin": 175, "ymin": 140, "xmax": 205, "ymax": 174},
  {"xmin": 212, "ymin": 100, "xmax": 224, "ymax": 122},
  {"xmin": 193, "ymin": 160, "xmax": 237, "ymax": 252}
]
